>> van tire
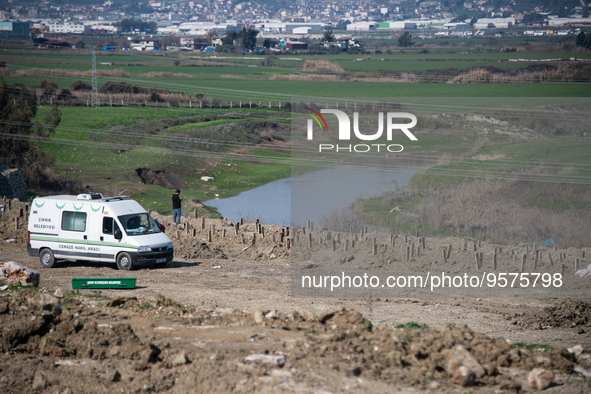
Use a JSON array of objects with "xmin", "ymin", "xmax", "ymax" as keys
[
  {"xmin": 39, "ymin": 248, "xmax": 55, "ymax": 268},
  {"xmin": 117, "ymin": 252, "xmax": 133, "ymax": 271}
]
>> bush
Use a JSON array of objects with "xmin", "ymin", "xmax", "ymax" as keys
[
  {"xmin": 71, "ymin": 80, "xmax": 91, "ymax": 91},
  {"xmin": 374, "ymin": 49, "xmax": 382, "ymax": 54},
  {"xmin": 56, "ymin": 88, "xmax": 75, "ymax": 100},
  {"xmin": 150, "ymin": 87, "xmax": 170, "ymax": 95},
  {"xmin": 42, "ymin": 87, "xmax": 55, "ymax": 97},
  {"xmin": 39, "ymin": 80, "xmax": 58, "ymax": 90},
  {"xmin": 150, "ymin": 92, "xmax": 161, "ymax": 102},
  {"xmin": 99, "ymin": 81, "xmax": 148, "ymax": 94}
]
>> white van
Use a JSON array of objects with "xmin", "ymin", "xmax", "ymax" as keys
[{"xmin": 27, "ymin": 194, "xmax": 174, "ymax": 270}]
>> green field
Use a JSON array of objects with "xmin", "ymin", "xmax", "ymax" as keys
[
  {"xmin": 2, "ymin": 38, "xmax": 590, "ymax": 224},
  {"xmin": 29, "ymin": 106, "xmax": 291, "ymax": 215}
]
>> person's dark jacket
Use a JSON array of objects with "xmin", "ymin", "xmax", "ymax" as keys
[{"xmin": 172, "ymin": 194, "xmax": 181, "ymax": 209}]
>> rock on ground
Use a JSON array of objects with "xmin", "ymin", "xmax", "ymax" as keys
[{"xmin": 0, "ymin": 261, "xmax": 40, "ymax": 287}]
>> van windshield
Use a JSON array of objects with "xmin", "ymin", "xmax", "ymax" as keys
[{"xmin": 119, "ymin": 213, "xmax": 161, "ymax": 236}]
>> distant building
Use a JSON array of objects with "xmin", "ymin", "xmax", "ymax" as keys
[
  {"xmin": 90, "ymin": 24, "xmax": 120, "ymax": 34},
  {"xmin": 33, "ymin": 37, "xmax": 81, "ymax": 48},
  {"xmin": 67, "ymin": 40, "xmax": 85, "ymax": 49},
  {"xmin": 386, "ymin": 21, "xmax": 417, "ymax": 30},
  {"xmin": 475, "ymin": 17, "xmax": 515, "ymax": 29},
  {"xmin": 548, "ymin": 17, "xmax": 591, "ymax": 27},
  {"xmin": 48, "ymin": 21, "xmax": 90, "ymax": 34},
  {"xmin": 178, "ymin": 22, "xmax": 241, "ymax": 36},
  {"xmin": 130, "ymin": 38, "xmax": 161, "ymax": 51},
  {"xmin": 0, "ymin": 21, "xmax": 31, "ymax": 39},
  {"xmin": 285, "ymin": 23, "xmax": 322, "ymax": 33},
  {"xmin": 346, "ymin": 22, "xmax": 378, "ymax": 31},
  {"xmin": 292, "ymin": 26, "xmax": 311, "ymax": 34},
  {"xmin": 285, "ymin": 40, "xmax": 308, "ymax": 50},
  {"xmin": 180, "ymin": 37, "xmax": 210, "ymax": 49},
  {"xmin": 444, "ymin": 22, "xmax": 469, "ymax": 29}
]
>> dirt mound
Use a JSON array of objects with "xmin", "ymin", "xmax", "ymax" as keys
[
  {"xmin": 151, "ymin": 214, "xmax": 291, "ymax": 261},
  {"xmin": 1, "ymin": 291, "xmax": 588, "ymax": 393},
  {"xmin": 128, "ymin": 168, "xmax": 186, "ymax": 189},
  {"xmin": 0, "ymin": 293, "xmax": 159, "ymax": 368},
  {"xmin": 515, "ymin": 300, "xmax": 591, "ymax": 333},
  {"xmin": 174, "ymin": 240, "xmax": 227, "ymax": 260},
  {"xmin": 0, "ymin": 198, "xmax": 30, "ymax": 252},
  {"xmin": 155, "ymin": 293, "xmax": 179, "ymax": 308}
]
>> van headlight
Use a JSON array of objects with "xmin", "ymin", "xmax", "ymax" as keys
[
  {"xmin": 167, "ymin": 243, "xmax": 173, "ymax": 250},
  {"xmin": 138, "ymin": 246, "xmax": 152, "ymax": 252}
]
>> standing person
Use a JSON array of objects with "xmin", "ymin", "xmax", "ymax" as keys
[{"xmin": 172, "ymin": 189, "xmax": 182, "ymax": 225}]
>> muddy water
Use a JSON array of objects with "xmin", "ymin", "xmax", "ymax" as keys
[{"xmin": 205, "ymin": 156, "xmax": 434, "ymax": 226}]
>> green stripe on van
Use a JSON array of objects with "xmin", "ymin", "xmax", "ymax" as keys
[{"xmin": 30, "ymin": 237, "xmax": 139, "ymax": 249}]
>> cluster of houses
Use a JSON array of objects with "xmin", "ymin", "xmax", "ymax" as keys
[{"xmin": 0, "ymin": 0, "xmax": 589, "ymax": 51}]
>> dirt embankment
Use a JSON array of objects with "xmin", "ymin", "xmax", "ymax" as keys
[{"xmin": 1, "ymin": 291, "xmax": 591, "ymax": 393}]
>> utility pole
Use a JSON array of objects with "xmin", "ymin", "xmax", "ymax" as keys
[{"xmin": 91, "ymin": 47, "xmax": 98, "ymax": 108}]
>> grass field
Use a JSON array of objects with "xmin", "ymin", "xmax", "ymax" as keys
[
  {"xmin": 2, "ymin": 37, "xmax": 590, "ymax": 224},
  {"xmin": 3, "ymin": 44, "xmax": 591, "ymax": 101},
  {"xmin": 29, "ymin": 106, "xmax": 291, "ymax": 215}
]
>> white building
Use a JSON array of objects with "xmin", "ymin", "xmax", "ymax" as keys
[
  {"xmin": 346, "ymin": 22, "xmax": 378, "ymax": 31},
  {"xmin": 252, "ymin": 20, "xmax": 286, "ymax": 33},
  {"xmin": 293, "ymin": 26, "xmax": 311, "ymax": 34},
  {"xmin": 48, "ymin": 21, "xmax": 90, "ymax": 34},
  {"xmin": 444, "ymin": 22, "xmax": 469, "ymax": 29},
  {"xmin": 388, "ymin": 21, "xmax": 417, "ymax": 29},
  {"xmin": 475, "ymin": 17, "xmax": 515, "ymax": 28},
  {"xmin": 130, "ymin": 38, "xmax": 161, "ymax": 51},
  {"xmin": 89, "ymin": 24, "xmax": 120, "ymax": 34},
  {"xmin": 177, "ymin": 21, "xmax": 241, "ymax": 35},
  {"xmin": 547, "ymin": 17, "xmax": 591, "ymax": 27}
]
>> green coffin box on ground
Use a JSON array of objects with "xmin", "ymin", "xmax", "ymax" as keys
[{"xmin": 72, "ymin": 278, "xmax": 136, "ymax": 289}]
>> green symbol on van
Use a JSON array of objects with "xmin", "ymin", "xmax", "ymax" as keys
[
  {"xmin": 91, "ymin": 205, "xmax": 101, "ymax": 212},
  {"xmin": 73, "ymin": 204, "xmax": 83, "ymax": 211},
  {"xmin": 35, "ymin": 201, "xmax": 45, "ymax": 208},
  {"xmin": 56, "ymin": 202, "xmax": 66, "ymax": 210}
]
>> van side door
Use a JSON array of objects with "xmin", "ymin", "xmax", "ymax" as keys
[{"xmin": 55, "ymin": 209, "xmax": 89, "ymax": 260}]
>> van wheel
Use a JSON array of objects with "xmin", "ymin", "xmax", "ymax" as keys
[
  {"xmin": 117, "ymin": 252, "xmax": 133, "ymax": 271},
  {"xmin": 39, "ymin": 248, "xmax": 55, "ymax": 268}
]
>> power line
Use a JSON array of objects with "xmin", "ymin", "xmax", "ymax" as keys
[{"xmin": 91, "ymin": 47, "xmax": 98, "ymax": 108}]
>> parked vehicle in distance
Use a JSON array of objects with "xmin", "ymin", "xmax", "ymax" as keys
[
  {"xmin": 27, "ymin": 194, "xmax": 174, "ymax": 270},
  {"xmin": 101, "ymin": 46, "xmax": 116, "ymax": 51}
]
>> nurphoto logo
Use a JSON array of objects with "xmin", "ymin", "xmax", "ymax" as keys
[{"xmin": 305, "ymin": 108, "xmax": 418, "ymax": 153}]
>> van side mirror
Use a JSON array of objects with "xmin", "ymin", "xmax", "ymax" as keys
[{"xmin": 114, "ymin": 230, "xmax": 122, "ymax": 240}]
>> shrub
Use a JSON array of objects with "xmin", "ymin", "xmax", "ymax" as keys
[
  {"xmin": 71, "ymin": 80, "xmax": 92, "ymax": 91},
  {"xmin": 302, "ymin": 60, "xmax": 344, "ymax": 72},
  {"xmin": 150, "ymin": 92, "xmax": 161, "ymax": 102},
  {"xmin": 56, "ymin": 88, "xmax": 75, "ymax": 100},
  {"xmin": 150, "ymin": 87, "xmax": 170, "ymax": 94},
  {"xmin": 40, "ymin": 80, "xmax": 58, "ymax": 90},
  {"xmin": 99, "ymin": 81, "xmax": 148, "ymax": 94}
]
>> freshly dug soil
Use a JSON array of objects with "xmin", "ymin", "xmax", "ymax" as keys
[
  {"xmin": 515, "ymin": 300, "xmax": 591, "ymax": 332},
  {"xmin": 1, "ymin": 292, "xmax": 589, "ymax": 393}
]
